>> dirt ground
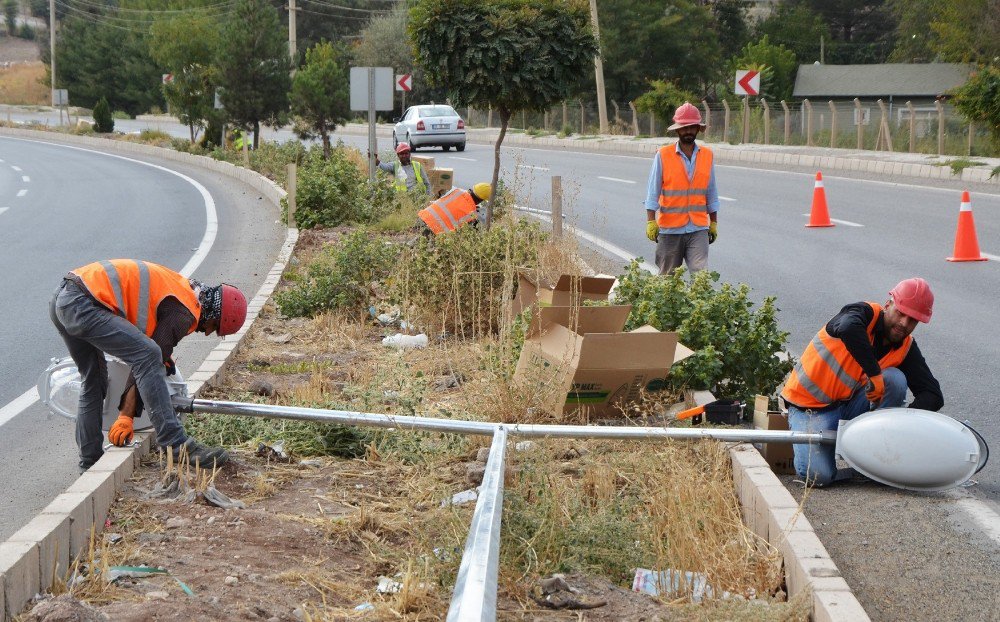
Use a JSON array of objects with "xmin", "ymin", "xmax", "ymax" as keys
[{"xmin": 0, "ymin": 36, "xmax": 41, "ymax": 63}]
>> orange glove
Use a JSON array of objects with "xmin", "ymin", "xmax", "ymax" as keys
[
  {"xmin": 108, "ymin": 413, "xmax": 134, "ymax": 446},
  {"xmin": 865, "ymin": 374, "xmax": 885, "ymax": 404}
]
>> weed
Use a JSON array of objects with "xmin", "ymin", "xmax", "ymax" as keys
[
  {"xmin": 992, "ymin": 165, "xmax": 1000, "ymax": 181},
  {"xmin": 935, "ymin": 158, "xmax": 987, "ymax": 175}
]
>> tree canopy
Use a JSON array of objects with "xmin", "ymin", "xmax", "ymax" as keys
[{"xmin": 290, "ymin": 41, "xmax": 351, "ymax": 157}]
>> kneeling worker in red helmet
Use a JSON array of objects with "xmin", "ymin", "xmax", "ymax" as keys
[
  {"xmin": 50, "ymin": 259, "xmax": 248, "ymax": 471},
  {"xmin": 780, "ymin": 278, "xmax": 943, "ymax": 486}
]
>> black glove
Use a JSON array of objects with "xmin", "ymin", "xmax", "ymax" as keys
[{"xmin": 165, "ymin": 358, "xmax": 177, "ymax": 376}]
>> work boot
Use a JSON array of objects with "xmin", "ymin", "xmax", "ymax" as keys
[{"xmin": 167, "ymin": 438, "xmax": 229, "ymax": 468}]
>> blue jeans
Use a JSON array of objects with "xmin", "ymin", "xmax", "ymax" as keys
[
  {"xmin": 50, "ymin": 280, "xmax": 187, "ymax": 468},
  {"xmin": 787, "ymin": 367, "xmax": 908, "ymax": 486}
]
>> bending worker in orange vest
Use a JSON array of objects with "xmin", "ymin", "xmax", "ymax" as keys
[
  {"xmin": 418, "ymin": 183, "xmax": 492, "ymax": 235},
  {"xmin": 50, "ymin": 260, "xmax": 249, "ymax": 471},
  {"xmin": 644, "ymin": 102, "xmax": 719, "ymax": 274},
  {"xmin": 781, "ymin": 278, "xmax": 943, "ymax": 486}
]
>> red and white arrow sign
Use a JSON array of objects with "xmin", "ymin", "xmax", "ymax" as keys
[
  {"xmin": 734, "ymin": 70, "xmax": 760, "ymax": 96},
  {"xmin": 395, "ymin": 73, "xmax": 412, "ymax": 92}
]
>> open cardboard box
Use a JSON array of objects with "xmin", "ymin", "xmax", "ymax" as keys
[
  {"xmin": 511, "ymin": 272, "xmax": 617, "ymax": 318},
  {"xmin": 752, "ymin": 395, "xmax": 795, "ymax": 474},
  {"xmin": 514, "ymin": 304, "xmax": 694, "ymax": 419},
  {"xmin": 428, "ymin": 167, "xmax": 454, "ymax": 198}
]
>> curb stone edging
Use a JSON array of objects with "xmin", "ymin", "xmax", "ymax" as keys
[
  {"xmin": 729, "ymin": 445, "xmax": 871, "ymax": 621},
  {"xmin": 0, "ymin": 128, "xmax": 298, "ymax": 621}
]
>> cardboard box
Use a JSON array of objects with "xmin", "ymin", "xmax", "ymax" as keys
[
  {"xmin": 511, "ymin": 272, "xmax": 617, "ymax": 317},
  {"xmin": 411, "ymin": 155, "xmax": 436, "ymax": 170},
  {"xmin": 752, "ymin": 395, "xmax": 795, "ymax": 474},
  {"xmin": 514, "ymin": 306, "xmax": 693, "ymax": 419},
  {"xmin": 428, "ymin": 167, "xmax": 454, "ymax": 198}
]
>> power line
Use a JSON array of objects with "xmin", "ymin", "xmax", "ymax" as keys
[
  {"xmin": 61, "ymin": 0, "xmax": 236, "ymax": 14},
  {"xmin": 301, "ymin": 0, "xmax": 390, "ymax": 15}
]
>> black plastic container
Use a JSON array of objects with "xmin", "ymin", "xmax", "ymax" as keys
[{"xmin": 704, "ymin": 399, "xmax": 743, "ymax": 425}]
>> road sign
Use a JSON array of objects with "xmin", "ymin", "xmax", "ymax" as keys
[
  {"xmin": 52, "ymin": 89, "xmax": 68, "ymax": 106},
  {"xmin": 162, "ymin": 73, "xmax": 174, "ymax": 85},
  {"xmin": 734, "ymin": 70, "xmax": 760, "ymax": 96},
  {"xmin": 395, "ymin": 73, "xmax": 412, "ymax": 92},
  {"xmin": 214, "ymin": 88, "xmax": 224, "ymax": 110},
  {"xmin": 350, "ymin": 67, "xmax": 393, "ymax": 111}
]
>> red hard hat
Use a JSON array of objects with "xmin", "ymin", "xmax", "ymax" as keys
[
  {"xmin": 668, "ymin": 102, "xmax": 705, "ymax": 131},
  {"xmin": 889, "ymin": 278, "xmax": 933, "ymax": 323},
  {"xmin": 218, "ymin": 284, "xmax": 248, "ymax": 336},
  {"xmin": 395, "ymin": 142, "xmax": 411, "ymax": 154}
]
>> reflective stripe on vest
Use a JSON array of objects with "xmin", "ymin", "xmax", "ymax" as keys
[
  {"xmin": 394, "ymin": 161, "xmax": 426, "ymax": 194},
  {"xmin": 71, "ymin": 260, "xmax": 201, "ymax": 337},
  {"xmin": 781, "ymin": 301, "xmax": 912, "ymax": 409},
  {"xmin": 418, "ymin": 188, "xmax": 477, "ymax": 234},
  {"xmin": 656, "ymin": 144, "xmax": 712, "ymax": 229}
]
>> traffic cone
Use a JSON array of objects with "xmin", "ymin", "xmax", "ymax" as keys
[
  {"xmin": 947, "ymin": 191, "xmax": 987, "ymax": 262},
  {"xmin": 805, "ymin": 171, "xmax": 834, "ymax": 227}
]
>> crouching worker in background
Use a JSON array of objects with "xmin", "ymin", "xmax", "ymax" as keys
[{"xmin": 418, "ymin": 183, "xmax": 492, "ymax": 236}]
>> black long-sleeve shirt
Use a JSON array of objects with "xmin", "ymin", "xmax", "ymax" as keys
[{"xmin": 826, "ymin": 302, "xmax": 943, "ymax": 411}]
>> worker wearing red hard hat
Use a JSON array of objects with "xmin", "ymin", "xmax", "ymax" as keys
[
  {"xmin": 376, "ymin": 142, "xmax": 431, "ymax": 196},
  {"xmin": 781, "ymin": 278, "xmax": 942, "ymax": 486},
  {"xmin": 644, "ymin": 102, "xmax": 719, "ymax": 275},
  {"xmin": 51, "ymin": 260, "xmax": 248, "ymax": 471}
]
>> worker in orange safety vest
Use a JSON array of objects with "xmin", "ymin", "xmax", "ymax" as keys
[
  {"xmin": 417, "ymin": 183, "xmax": 492, "ymax": 235},
  {"xmin": 50, "ymin": 259, "xmax": 248, "ymax": 472},
  {"xmin": 781, "ymin": 278, "xmax": 943, "ymax": 487},
  {"xmin": 644, "ymin": 102, "xmax": 719, "ymax": 275}
]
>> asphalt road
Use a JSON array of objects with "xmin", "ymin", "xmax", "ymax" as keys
[{"xmin": 0, "ymin": 135, "xmax": 285, "ymax": 541}]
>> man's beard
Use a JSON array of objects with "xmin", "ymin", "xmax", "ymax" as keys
[{"xmin": 679, "ymin": 133, "xmax": 696, "ymax": 144}]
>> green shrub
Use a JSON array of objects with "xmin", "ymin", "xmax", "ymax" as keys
[
  {"xmin": 92, "ymin": 97, "xmax": 114, "ymax": 133},
  {"xmin": 17, "ymin": 23, "xmax": 35, "ymax": 40},
  {"xmin": 390, "ymin": 217, "xmax": 547, "ymax": 336},
  {"xmin": 275, "ymin": 228, "xmax": 400, "ymax": 318},
  {"xmin": 112, "ymin": 110, "xmax": 132, "ymax": 120},
  {"xmin": 613, "ymin": 262, "xmax": 794, "ymax": 405},
  {"xmin": 294, "ymin": 146, "xmax": 398, "ymax": 228}
]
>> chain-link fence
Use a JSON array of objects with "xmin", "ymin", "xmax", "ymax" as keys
[{"xmin": 464, "ymin": 98, "xmax": 995, "ymax": 158}]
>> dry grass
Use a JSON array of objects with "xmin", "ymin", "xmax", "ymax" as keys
[{"xmin": 0, "ymin": 62, "xmax": 48, "ymax": 105}]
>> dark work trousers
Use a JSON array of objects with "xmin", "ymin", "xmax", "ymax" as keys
[
  {"xmin": 49, "ymin": 280, "xmax": 186, "ymax": 468},
  {"xmin": 654, "ymin": 229, "xmax": 710, "ymax": 275}
]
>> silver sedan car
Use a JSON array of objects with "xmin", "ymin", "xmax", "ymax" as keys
[{"xmin": 392, "ymin": 104, "xmax": 466, "ymax": 152}]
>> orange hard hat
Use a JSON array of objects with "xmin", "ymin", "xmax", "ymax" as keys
[
  {"xmin": 218, "ymin": 284, "xmax": 248, "ymax": 336},
  {"xmin": 668, "ymin": 102, "xmax": 705, "ymax": 131},
  {"xmin": 889, "ymin": 278, "xmax": 933, "ymax": 323}
]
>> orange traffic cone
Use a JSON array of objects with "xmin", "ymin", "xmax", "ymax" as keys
[
  {"xmin": 947, "ymin": 191, "xmax": 987, "ymax": 262},
  {"xmin": 805, "ymin": 171, "xmax": 834, "ymax": 227}
]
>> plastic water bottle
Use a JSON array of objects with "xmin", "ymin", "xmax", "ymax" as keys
[{"xmin": 381, "ymin": 333, "xmax": 429, "ymax": 350}]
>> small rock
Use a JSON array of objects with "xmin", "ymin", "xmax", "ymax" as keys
[
  {"xmin": 103, "ymin": 532, "xmax": 123, "ymax": 544},
  {"xmin": 266, "ymin": 332, "xmax": 293, "ymax": 344},
  {"xmin": 465, "ymin": 464, "xmax": 486, "ymax": 486},
  {"xmin": 147, "ymin": 591, "xmax": 170, "ymax": 601},
  {"xmin": 250, "ymin": 379, "xmax": 275, "ymax": 397},
  {"xmin": 225, "ymin": 576, "xmax": 239, "ymax": 586},
  {"xmin": 475, "ymin": 447, "xmax": 490, "ymax": 463},
  {"xmin": 25, "ymin": 594, "xmax": 108, "ymax": 622},
  {"xmin": 207, "ymin": 516, "xmax": 216, "ymax": 525},
  {"xmin": 293, "ymin": 607, "xmax": 306, "ymax": 621},
  {"xmin": 136, "ymin": 532, "xmax": 166, "ymax": 545},
  {"xmin": 514, "ymin": 441, "xmax": 537, "ymax": 452},
  {"xmin": 298, "ymin": 459, "xmax": 324, "ymax": 468},
  {"xmin": 165, "ymin": 517, "xmax": 191, "ymax": 530}
]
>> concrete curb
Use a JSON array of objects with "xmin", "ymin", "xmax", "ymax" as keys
[
  {"xmin": 0, "ymin": 128, "xmax": 299, "ymax": 621},
  {"xmin": 729, "ymin": 445, "xmax": 870, "ymax": 622}
]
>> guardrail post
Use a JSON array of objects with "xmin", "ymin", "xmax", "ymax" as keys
[
  {"xmin": 649, "ymin": 111, "xmax": 655, "ymax": 137},
  {"xmin": 781, "ymin": 100, "xmax": 790, "ymax": 144},
  {"xmin": 721, "ymin": 100, "xmax": 730, "ymax": 143},
  {"xmin": 936, "ymin": 99, "xmax": 944, "ymax": 155},
  {"xmin": 854, "ymin": 98, "xmax": 864, "ymax": 150},
  {"xmin": 761, "ymin": 99, "xmax": 770, "ymax": 145},
  {"xmin": 628, "ymin": 101, "xmax": 639, "ymax": 136},
  {"xmin": 828, "ymin": 100, "xmax": 837, "ymax": 148},
  {"xmin": 907, "ymin": 101, "xmax": 915, "ymax": 153},
  {"xmin": 701, "ymin": 100, "xmax": 710, "ymax": 139},
  {"xmin": 286, "ymin": 163, "xmax": 297, "ymax": 228},
  {"xmin": 551, "ymin": 176, "xmax": 563, "ymax": 238},
  {"xmin": 804, "ymin": 99, "xmax": 813, "ymax": 146}
]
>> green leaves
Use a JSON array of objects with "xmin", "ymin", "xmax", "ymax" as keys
[
  {"xmin": 951, "ymin": 65, "xmax": 1000, "ymax": 150},
  {"xmin": 290, "ymin": 41, "xmax": 350, "ymax": 157}
]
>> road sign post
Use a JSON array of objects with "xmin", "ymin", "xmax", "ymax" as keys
[{"xmin": 351, "ymin": 67, "xmax": 393, "ymax": 181}]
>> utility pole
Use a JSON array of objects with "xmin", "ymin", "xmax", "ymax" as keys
[
  {"xmin": 589, "ymin": 0, "xmax": 608, "ymax": 134},
  {"xmin": 286, "ymin": 0, "xmax": 298, "ymax": 70},
  {"xmin": 49, "ymin": 0, "xmax": 55, "ymax": 104},
  {"xmin": 820, "ymin": 36, "xmax": 824, "ymax": 64}
]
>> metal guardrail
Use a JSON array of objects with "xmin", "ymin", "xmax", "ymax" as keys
[{"xmin": 172, "ymin": 397, "xmax": 831, "ymax": 620}]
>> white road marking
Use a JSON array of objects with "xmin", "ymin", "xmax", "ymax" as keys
[
  {"xmin": 449, "ymin": 156, "xmax": 476, "ymax": 162},
  {"xmin": 982, "ymin": 253, "xmax": 1000, "ymax": 262},
  {"xmin": 11, "ymin": 165, "xmax": 21, "ymax": 172},
  {"xmin": 0, "ymin": 207, "xmax": 8, "ymax": 215},
  {"xmin": 801, "ymin": 214, "xmax": 864, "ymax": 227},
  {"xmin": 17, "ymin": 189, "xmax": 27, "ymax": 197},
  {"xmin": 517, "ymin": 164, "xmax": 549, "ymax": 171},
  {"xmin": 719, "ymin": 196, "xmax": 736, "ymax": 202},
  {"xmin": 945, "ymin": 489, "xmax": 1000, "ymax": 548},
  {"xmin": 0, "ymin": 137, "xmax": 219, "ymax": 431},
  {"xmin": 598, "ymin": 176, "xmax": 636, "ymax": 184},
  {"xmin": 21, "ymin": 175, "xmax": 29, "ymax": 182}
]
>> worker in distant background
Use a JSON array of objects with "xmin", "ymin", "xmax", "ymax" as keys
[
  {"xmin": 644, "ymin": 102, "xmax": 719, "ymax": 275},
  {"xmin": 232, "ymin": 128, "xmax": 248, "ymax": 151},
  {"xmin": 376, "ymin": 142, "xmax": 431, "ymax": 196},
  {"xmin": 50, "ymin": 259, "xmax": 248, "ymax": 471},
  {"xmin": 418, "ymin": 183, "xmax": 492, "ymax": 235},
  {"xmin": 781, "ymin": 278, "xmax": 943, "ymax": 487}
]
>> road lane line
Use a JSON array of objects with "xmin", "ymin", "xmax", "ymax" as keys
[
  {"xmin": 0, "ymin": 207, "xmax": 8, "ymax": 216},
  {"xmin": 0, "ymin": 137, "xmax": 219, "ymax": 431},
  {"xmin": 598, "ymin": 176, "xmax": 636, "ymax": 184},
  {"xmin": 11, "ymin": 165, "xmax": 21, "ymax": 171},
  {"xmin": 982, "ymin": 253, "xmax": 999, "ymax": 262},
  {"xmin": 17, "ymin": 189, "xmax": 27, "ymax": 197},
  {"xmin": 517, "ymin": 164, "xmax": 549, "ymax": 171},
  {"xmin": 719, "ymin": 196, "xmax": 736, "ymax": 201},
  {"xmin": 945, "ymin": 489, "xmax": 1000, "ymax": 547},
  {"xmin": 449, "ymin": 156, "xmax": 476, "ymax": 162},
  {"xmin": 22, "ymin": 175, "xmax": 30, "ymax": 182},
  {"xmin": 801, "ymin": 213, "xmax": 864, "ymax": 227}
]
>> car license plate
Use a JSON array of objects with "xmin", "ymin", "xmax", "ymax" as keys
[{"xmin": 432, "ymin": 124, "xmax": 448, "ymax": 130}]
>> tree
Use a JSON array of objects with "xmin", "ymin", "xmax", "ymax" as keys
[
  {"xmin": 730, "ymin": 35, "xmax": 798, "ymax": 103},
  {"xmin": 887, "ymin": 0, "xmax": 942, "ymax": 62},
  {"xmin": 780, "ymin": 0, "xmax": 897, "ymax": 64},
  {"xmin": 215, "ymin": 0, "xmax": 291, "ymax": 149},
  {"xmin": 93, "ymin": 96, "xmax": 114, "ymax": 133},
  {"xmin": 410, "ymin": 0, "xmax": 597, "ymax": 227},
  {"xmin": 149, "ymin": 15, "xmax": 220, "ymax": 143},
  {"xmin": 951, "ymin": 65, "xmax": 1000, "ymax": 150},
  {"xmin": 755, "ymin": 2, "xmax": 829, "ymax": 66},
  {"xmin": 290, "ymin": 41, "xmax": 350, "ymax": 158},
  {"xmin": 930, "ymin": 0, "xmax": 1000, "ymax": 64},
  {"xmin": 634, "ymin": 80, "xmax": 698, "ymax": 128},
  {"xmin": 4, "ymin": 0, "xmax": 17, "ymax": 36},
  {"xmin": 711, "ymin": 0, "xmax": 751, "ymax": 61}
]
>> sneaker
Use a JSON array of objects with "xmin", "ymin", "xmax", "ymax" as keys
[{"xmin": 168, "ymin": 438, "xmax": 229, "ymax": 468}]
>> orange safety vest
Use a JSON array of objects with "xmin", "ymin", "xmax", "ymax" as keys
[
  {"xmin": 781, "ymin": 302, "xmax": 912, "ymax": 409},
  {"xmin": 72, "ymin": 260, "xmax": 201, "ymax": 338},
  {"xmin": 418, "ymin": 188, "xmax": 478, "ymax": 234},
  {"xmin": 656, "ymin": 144, "xmax": 713, "ymax": 229}
]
